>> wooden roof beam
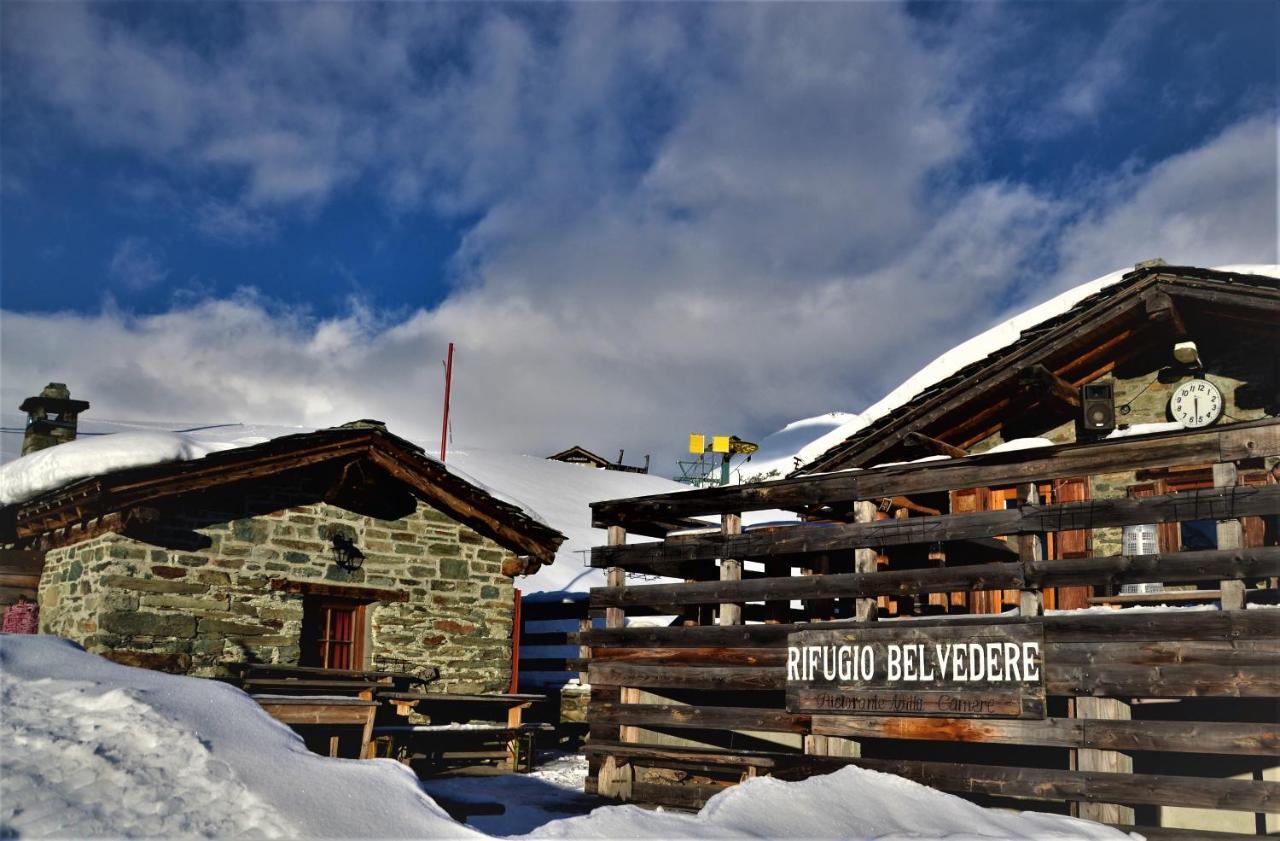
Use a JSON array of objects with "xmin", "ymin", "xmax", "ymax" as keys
[
  {"xmin": 1143, "ymin": 289, "xmax": 1188, "ymax": 338},
  {"xmin": 904, "ymin": 431, "xmax": 967, "ymax": 459},
  {"xmin": 1017, "ymin": 364, "xmax": 1081, "ymax": 411}
]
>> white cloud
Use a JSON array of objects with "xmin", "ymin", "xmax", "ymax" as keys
[
  {"xmin": 2, "ymin": 4, "xmax": 1276, "ymax": 468},
  {"xmin": 1050, "ymin": 115, "xmax": 1279, "ymax": 288},
  {"xmin": 106, "ymin": 237, "xmax": 169, "ymax": 290},
  {"xmin": 193, "ymin": 200, "xmax": 277, "ymax": 244}
]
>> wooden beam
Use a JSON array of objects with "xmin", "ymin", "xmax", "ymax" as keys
[
  {"xmin": 590, "ymin": 702, "xmax": 812, "ymax": 735},
  {"xmin": 903, "ymin": 431, "xmax": 967, "ymax": 458},
  {"xmin": 1143, "ymin": 289, "xmax": 1188, "ymax": 338},
  {"xmin": 588, "ymin": 659, "xmax": 1280, "ymax": 698},
  {"xmin": 579, "ymin": 608, "xmax": 1276, "ymax": 649},
  {"xmin": 268, "ymin": 578, "xmax": 409, "ymax": 603},
  {"xmin": 811, "ymin": 714, "xmax": 1279, "ymax": 756},
  {"xmin": 1017, "ymin": 363, "xmax": 1081, "ymax": 410},
  {"xmin": 587, "ymin": 741, "xmax": 1280, "ymax": 812},
  {"xmin": 591, "ymin": 485, "xmax": 1280, "ymax": 571},
  {"xmin": 590, "ymin": 418, "xmax": 1280, "ymax": 526}
]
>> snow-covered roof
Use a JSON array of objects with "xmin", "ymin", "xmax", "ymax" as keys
[
  {"xmin": 0, "ymin": 415, "xmax": 689, "ymax": 594},
  {"xmin": 744, "ymin": 262, "xmax": 1278, "ymax": 479}
]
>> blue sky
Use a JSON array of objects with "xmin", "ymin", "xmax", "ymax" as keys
[{"xmin": 1, "ymin": 1, "xmax": 1276, "ymax": 466}]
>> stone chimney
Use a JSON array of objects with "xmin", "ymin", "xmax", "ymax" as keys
[{"xmin": 19, "ymin": 383, "xmax": 90, "ymax": 456}]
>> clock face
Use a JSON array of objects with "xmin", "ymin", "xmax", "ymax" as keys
[{"xmin": 1170, "ymin": 379, "xmax": 1223, "ymax": 428}]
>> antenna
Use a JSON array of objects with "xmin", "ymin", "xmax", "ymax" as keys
[{"xmin": 440, "ymin": 342, "xmax": 454, "ymax": 462}]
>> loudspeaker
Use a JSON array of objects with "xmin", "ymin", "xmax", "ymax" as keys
[{"xmin": 1081, "ymin": 382, "xmax": 1115, "ymax": 433}]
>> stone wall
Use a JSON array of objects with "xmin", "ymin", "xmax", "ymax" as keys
[{"xmin": 38, "ymin": 477, "xmax": 518, "ymax": 692}]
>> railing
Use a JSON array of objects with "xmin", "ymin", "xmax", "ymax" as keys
[{"xmin": 581, "ymin": 418, "xmax": 1280, "ymax": 837}]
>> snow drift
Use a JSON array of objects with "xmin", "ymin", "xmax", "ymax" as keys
[{"xmin": 1, "ymin": 636, "xmax": 1133, "ymax": 839}]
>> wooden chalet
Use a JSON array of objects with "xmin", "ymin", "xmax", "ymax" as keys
[
  {"xmin": 548, "ymin": 446, "xmax": 650, "ymax": 474},
  {"xmin": 579, "ymin": 264, "xmax": 1280, "ymax": 837}
]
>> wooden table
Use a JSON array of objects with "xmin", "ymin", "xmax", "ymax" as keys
[
  {"xmin": 253, "ymin": 694, "xmax": 379, "ymax": 758},
  {"xmin": 378, "ymin": 692, "xmax": 548, "ymax": 771}
]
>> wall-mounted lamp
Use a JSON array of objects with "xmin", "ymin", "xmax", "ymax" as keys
[
  {"xmin": 1173, "ymin": 341, "xmax": 1201, "ymax": 367},
  {"xmin": 330, "ymin": 533, "xmax": 365, "ymax": 571}
]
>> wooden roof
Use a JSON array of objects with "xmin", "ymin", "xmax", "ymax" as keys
[
  {"xmin": 2, "ymin": 424, "xmax": 565, "ymax": 565},
  {"xmin": 547, "ymin": 446, "xmax": 614, "ymax": 468},
  {"xmin": 795, "ymin": 265, "xmax": 1280, "ymax": 475}
]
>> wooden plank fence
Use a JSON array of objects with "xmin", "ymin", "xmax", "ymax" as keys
[{"xmin": 581, "ymin": 418, "xmax": 1280, "ymax": 836}]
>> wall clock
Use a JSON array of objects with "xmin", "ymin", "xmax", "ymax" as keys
[{"xmin": 1169, "ymin": 379, "xmax": 1223, "ymax": 428}]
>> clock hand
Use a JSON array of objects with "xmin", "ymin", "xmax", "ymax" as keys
[{"xmin": 1194, "ymin": 396, "xmax": 1199, "ymax": 420}]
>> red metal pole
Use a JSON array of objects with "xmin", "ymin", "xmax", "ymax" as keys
[{"xmin": 440, "ymin": 342, "xmax": 454, "ymax": 462}]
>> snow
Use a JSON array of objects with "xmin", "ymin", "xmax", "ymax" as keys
[
  {"xmin": 1046, "ymin": 603, "xmax": 1219, "ymax": 616},
  {"xmin": 1105, "ymin": 422, "xmax": 1185, "ymax": 439},
  {"xmin": 2, "ymin": 636, "xmax": 1132, "ymax": 840},
  {"xmin": 0, "ymin": 431, "xmax": 235, "ymax": 506},
  {"xmin": 979, "ymin": 437, "xmax": 1055, "ymax": 454},
  {"xmin": 0, "ymin": 635, "xmax": 474, "ymax": 839},
  {"xmin": 740, "ymin": 412, "xmax": 860, "ymax": 482},
  {"xmin": 0, "ymin": 415, "xmax": 689, "ymax": 595},
  {"xmin": 744, "ymin": 263, "xmax": 1279, "ymax": 478}
]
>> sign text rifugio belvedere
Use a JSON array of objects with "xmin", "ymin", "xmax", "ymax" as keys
[{"xmin": 785, "ymin": 623, "xmax": 1046, "ymax": 719}]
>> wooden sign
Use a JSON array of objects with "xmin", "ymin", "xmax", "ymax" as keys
[{"xmin": 786, "ymin": 623, "xmax": 1046, "ymax": 719}]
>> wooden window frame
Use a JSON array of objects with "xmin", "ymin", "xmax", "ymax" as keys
[{"xmin": 301, "ymin": 596, "xmax": 368, "ymax": 671}]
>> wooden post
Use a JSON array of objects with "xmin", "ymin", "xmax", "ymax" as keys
[
  {"xmin": 1017, "ymin": 482, "xmax": 1044, "ymax": 617},
  {"xmin": 598, "ymin": 524, "xmax": 633, "ymax": 798},
  {"xmin": 854, "ymin": 501, "xmax": 878, "ymax": 622},
  {"xmin": 720, "ymin": 513, "xmax": 743, "ymax": 626},
  {"xmin": 1075, "ymin": 696, "xmax": 1135, "ymax": 825},
  {"xmin": 577, "ymin": 616, "xmax": 592, "ymax": 685},
  {"xmin": 1214, "ymin": 462, "xmax": 1245, "ymax": 611},
  {"xmin": 765, "ymin": 559, "xmax": 790, "ymax": 623},
  {"xmin": 619, "ymin": 686, "xmax": 642, "ymax": 744},
  {"xmin": 606, "ymin": 526, "xmax": 626, "ymax": 629}
]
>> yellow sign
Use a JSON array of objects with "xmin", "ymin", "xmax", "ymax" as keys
[
  {"xmin": 711, "ymin": 435, "xmax": 731, "ymax": 454},
  {"xmin": 688, "ymin": 433, "xmax": 706, "ymax": 454}
]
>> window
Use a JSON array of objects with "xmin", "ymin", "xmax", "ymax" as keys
[{"xmin": 300, "ymin": 597, "xmax": 366, "ymax": 670}]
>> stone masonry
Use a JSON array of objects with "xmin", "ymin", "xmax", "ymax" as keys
[{"xmin": 37, "ymin": 476, "xmax": 519, "ymax": 693}]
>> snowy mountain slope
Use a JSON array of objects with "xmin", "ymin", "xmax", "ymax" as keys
[
  {"xmin": 742, "ymin": 263, "xmax": 1279, "ymax": 480},
  {"xmin": 1, "ymin": 636, "xmax": 1130, "ymax": 840}
]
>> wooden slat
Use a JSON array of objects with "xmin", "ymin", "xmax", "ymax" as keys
[
  {"xmin": 811, "ymin": 715, "xmax": 1280, "ymax": 755},
  {"xmin": 592, "ymin": 702, "xmax": 810, "ymax": 734},
  {"xmin": 589, "ymin": 663, "xmax": 784, "ymax": 691},
  {"xmin": 588, "ymin": 661, "xmax": 1280, "ymax": 698},
  {"xmin": 1048, "ymin": 664, "xmax": 1280, "ymax": 698},
  {"xmin": 587, "ymin": 741, "xmax": 1280, "ymax": 811},
  {"xmin": 590, "ymin": 418, "xmax": 1280, "ymax": 527},
  {"xmin": 589, "ymin": 547, "xmax": 1280, "ymax": 608},
  {"xmin": 578, "ymin": 608, "xmax": 1277, "ymax": 649},
  {"xmin": 591, "ymin": 485, "xmax": 1280, "ymax": 570}
]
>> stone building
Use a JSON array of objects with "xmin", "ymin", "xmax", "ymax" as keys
[
  {"xmin": 1, "ymin": 422, "xmax": 564, "ymax": 692},
  {"xmin": 791, "ymin": 263, "xmax": 1279, "ymax": 611}
]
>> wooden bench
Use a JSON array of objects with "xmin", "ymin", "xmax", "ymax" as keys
[
  {"xmin": 228, "ymin": 662, "xmax": 439, "ymax": 760},
  {"xmin": 374, "ymin": 722, "xmax": 554, "ymax": 773},
  {"xmin": 378, "ymin": 692, "xmax": 548, "ymax": 772},
  {"xmin": 254, "ymin": 695, "xmax": 379, "ymax": 759}
]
